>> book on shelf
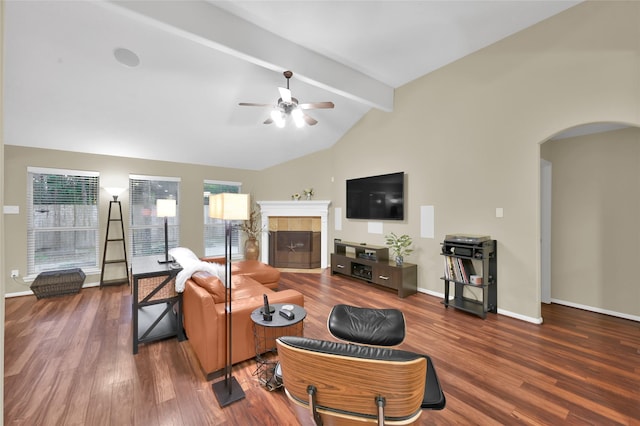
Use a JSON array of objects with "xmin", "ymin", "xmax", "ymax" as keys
[
  {"xmin": 443, "ymin": 255, "xmax": 476, "ymax": 283},
  {"xmin": 444, "ymin": 256, "xmax": 455, "ymax": 280},
  {"xmin": 460, "ymin": 258, "xmax": 476, "ymax": 283}
]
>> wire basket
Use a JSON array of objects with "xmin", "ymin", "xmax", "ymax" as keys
[
  {"xmin": 136, "ymin": 275, "xmax": 178, "ymax": 303},
  {"xmin": 31, "ymin": 268, "xmax": 86, "ymax": 299}
]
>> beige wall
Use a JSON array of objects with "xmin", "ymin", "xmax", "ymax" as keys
[
  {"xmin": 260, "ymin": 1, "xmax": 640, "ymax": 321},
  {"xmin": 3, "ymin": 146, "xmax": 259, "ymax": 294},
  {"xmin": 3, "ymin": 1, "xmax": 640, "ymax": 323},
  {"xmin": 251, "ymin": 148, "xmax": 334, "ymax": 202},
  {"xmin": 543, "ymin": 127, "xmax": 640, "ymax": 316}
]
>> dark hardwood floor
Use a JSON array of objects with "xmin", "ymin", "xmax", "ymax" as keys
[{"xmin": 4, "ymin": 270, "xmax": 639, "ymax": 425}]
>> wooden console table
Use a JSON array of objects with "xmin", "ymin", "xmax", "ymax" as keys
[{"xmin": 131, "ymin": 256, "xmax": 185, "ymax": 354}]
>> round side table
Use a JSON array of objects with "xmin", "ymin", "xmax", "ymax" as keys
[{"xmin": 250, "ymin": 303, "xmax": 306, "ymax": 390}]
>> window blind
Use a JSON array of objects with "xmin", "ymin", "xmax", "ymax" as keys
[
  {"xmin": 129, "ymin": 175, "xmax": 180, "ymax": 258},
  {"xmin": 27, "ymin": 167, "xmax": 100, "ymax": 275},
  {"xmin": 203, "ymin": 180, "xmax": 242, "ymax": 257}
]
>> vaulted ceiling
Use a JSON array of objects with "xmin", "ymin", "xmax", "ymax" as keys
[{"xmin": 3, "ymin": 1, "xmax": 580, "ymax": 170}]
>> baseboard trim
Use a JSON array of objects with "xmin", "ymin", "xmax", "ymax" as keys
[
  {"xmin": 550, "ymin": 298, "xmax": 640, "ymax": 323},
  {"xmin": 418, "ymin": 288, "xmax": 542, "ymax": 325},
  {"xmin": 5, "ymin": 281, "xmax": 101, "ymax": 298},
  {"xmin": 417, "ymin": 288, "xmax": 638, "ymax": 324}
]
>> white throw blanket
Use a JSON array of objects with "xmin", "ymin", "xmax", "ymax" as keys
[{"xmin": 169, "ymin": 247, "xmax": 226, "ymax": 292}]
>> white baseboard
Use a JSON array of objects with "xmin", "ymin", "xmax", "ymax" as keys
[
  {"xmin": 4, "ymin": 281, "xmax": 100, "ymax": 298},
  {"xmin": 419, "ymin": 288, "xmax": 545, "ymax": 325},
  {"xmin": 497, "ymin": 308, "xmax": 543, "ymax": 324},
  {"xmin": 418, "ymin": 288, "xmax": 638, "ymax": 323},
  {"xmin": 551, "ymin": 298, "xmax": 640, "ymax": 323}
]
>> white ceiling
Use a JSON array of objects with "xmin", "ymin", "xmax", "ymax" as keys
[{"xmin": 3, "ymin": 0, "xmax": 581, "ymax": 170}]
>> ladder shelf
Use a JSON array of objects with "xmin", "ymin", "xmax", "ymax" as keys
[{"xmin": 100, "ymin": 200, "xmax": 130, "ymax": 287}]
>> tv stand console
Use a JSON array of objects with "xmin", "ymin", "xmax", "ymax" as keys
[{"xmin": 330, "ymin": 240, "xmax": 417, "ymax": 298}]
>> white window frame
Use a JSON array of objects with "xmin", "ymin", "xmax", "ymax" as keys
[
  {"xmin": 203, "ymin": 180, "xmax": 242, "ymax": 257},
  {"xmin": 27, "ymin": 167, "xmax": 100, "ymax": 277},
  {"xmin": 129, "ymin": 174, "xmax": 181, "ymax": 259}
]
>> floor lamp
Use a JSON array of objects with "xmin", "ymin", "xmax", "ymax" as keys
[
  {"xmin": 209, "ymin": 192, "xmax": 250, "ymax": 407},
  {"xmin": 156, "ymin": 198, "xmax": 176, "ymax": 264}
]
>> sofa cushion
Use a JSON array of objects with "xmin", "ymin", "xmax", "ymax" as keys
[
  {"xmin": 230, "ymin": 275, "xmax": 270, "ymax": 300},
  {"xmin": 191, "ymin": 272, "xmax": 226, "ymax": 303},
  {"xmin": 232, "ymin": 260, "xmax": 280, "ymax": 284}
]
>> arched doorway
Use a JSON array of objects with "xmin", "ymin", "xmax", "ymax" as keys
[{"xmin": 539, "ymin": 122, "xmax": 640, "ymax": 322}]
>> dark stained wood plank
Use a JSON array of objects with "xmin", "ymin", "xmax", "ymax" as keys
[{"xmin": 4, "ymin": 270, "xmax": 639, "ymax": 425}]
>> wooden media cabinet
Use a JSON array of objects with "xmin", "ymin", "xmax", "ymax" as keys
[{"xmin": 330, "ymin": 240, "xmax": 417, "ymax": 298}]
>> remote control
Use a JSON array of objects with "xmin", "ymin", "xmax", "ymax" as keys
[{"xmin": 279, "ymin": 309, "xmax": 295, "ymax": 320}]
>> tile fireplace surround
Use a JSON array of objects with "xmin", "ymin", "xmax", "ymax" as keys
[{"xmin": 257, "ymin": 200, "xmax": 331, "ymax": 268}]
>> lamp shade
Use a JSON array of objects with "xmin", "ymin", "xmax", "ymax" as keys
[
  {"xmin": 156, "ymin": 199, "xmax": 177, "ymax": 218},
  {"xmin": 209, "ymin": 193, "xmax": 250, "ymax": 221},
  {"xmin": 104, "ymin": 187, "xmax": 126, "ymax": 200}
]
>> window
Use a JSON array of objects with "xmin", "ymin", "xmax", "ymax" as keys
[
  {"xmin": 203, "ymin": 180, "xmax": 242, "ymax": 257},
  {"xmin": 27, "ymin": 167, "xmax": 100, "ymax": 275},
  {"xmin": 129, "ymin": 175, "xmax": 180, "ymax": 259}
]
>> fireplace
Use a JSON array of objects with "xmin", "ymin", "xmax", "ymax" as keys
[
  {"xmin": 257, "ymin": 200, "xmax": 331, "ymax": 268},
  {"xmin": 270, "ymin": 231, "xmax": 321, "ymax": 268}
]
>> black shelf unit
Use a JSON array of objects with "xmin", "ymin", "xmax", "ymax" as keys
[{"xmin": 441, "ymin": 238, "xmax": 497, "ymax": 319}]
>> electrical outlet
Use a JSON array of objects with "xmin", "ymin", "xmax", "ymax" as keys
[{"xmin": 11, "ymin": 270, "xmax": 19, "ymax": 278}]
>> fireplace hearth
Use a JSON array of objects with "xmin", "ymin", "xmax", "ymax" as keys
[
  {"xmin": 270, "ymin": 231, "xmax": 321, "ymax": 269},
  {"xmin": 257, "ymin": 200, "xmax": 331, "ymax": 268}
]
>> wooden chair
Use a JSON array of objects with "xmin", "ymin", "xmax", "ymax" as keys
[{"xmin": 276, "ymin": 336, "xmax": 444, "ymax": 426}]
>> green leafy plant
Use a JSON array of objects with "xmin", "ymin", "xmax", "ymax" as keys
[{"xmin": 384, "ymin": 232, "xmax": 413, "ymax": 259}]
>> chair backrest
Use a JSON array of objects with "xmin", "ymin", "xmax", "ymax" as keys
[
  {"xmin": 276, "ymin": 336, "xmax": 427, "ymax": 425},
  {"xmin": 327, "ymin": 304, "xmax": 406, "ymax": 346}
]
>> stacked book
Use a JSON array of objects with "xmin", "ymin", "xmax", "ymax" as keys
[{"xmin": 443, "ymin": 256, "xmax": 476, "ymax": 284}]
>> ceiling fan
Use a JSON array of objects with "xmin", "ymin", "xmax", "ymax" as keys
[{"xmin": 239, "ymin": 70, "xmax": 334, "ymax": 127}]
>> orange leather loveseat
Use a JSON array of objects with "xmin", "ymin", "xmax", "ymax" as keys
[{"xmin": 181, "ymin": 257, "xmax": 304, "ymax": 380}]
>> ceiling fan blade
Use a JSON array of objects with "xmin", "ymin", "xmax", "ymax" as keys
[
  {"xmin": 302, "ymin": 113, "xmax": 318, "ymax": 126},
  {"xmin": 298, "ymin": 101, "xmax": 335, "ymax": 110},
  {"xmin": 239, "ymin": 102, "xmax": 273, "ymax": 107},
  {"xmin": 278, "ymin": 87, "xmax": 292, "ymax": 103}
]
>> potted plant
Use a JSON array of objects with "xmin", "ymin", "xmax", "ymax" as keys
[
  {"xmin": 239, "ymin": 204, "xmax": 264, "ymax": 260},
  {"xmin": 384, "ymin": 232, "xmax": 413, "ymax": 266}
]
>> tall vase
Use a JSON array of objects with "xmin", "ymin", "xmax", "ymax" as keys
[{"xmin": 244, "ymin": 237, "xmax": 260, "ymax": 261}]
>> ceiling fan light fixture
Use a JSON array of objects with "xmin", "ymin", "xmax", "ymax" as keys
[
  {"xmin": 292, "ymin": 108, "xmax": 305, "ymax": 128},
  {"xmin": 271, "ymin": 109, "xmax": 286, "ymax": 128},
  {"xmin": 239, "ymin": 70, "xmax": 334, "ymax": 127}
]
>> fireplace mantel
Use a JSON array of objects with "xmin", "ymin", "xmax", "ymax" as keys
[{"xmin": 257, "ymin": 200, "xmax": 331, "ymax": 268}]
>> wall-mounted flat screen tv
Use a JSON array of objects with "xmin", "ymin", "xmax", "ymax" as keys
[{"xmin": 346, "ymin": 172, "xmax": 404, "ymax": 220}]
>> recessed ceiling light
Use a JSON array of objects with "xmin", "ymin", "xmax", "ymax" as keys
[{"xmin": 113, "ymin": 47, "xmax": 140, "ymax": 68}]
